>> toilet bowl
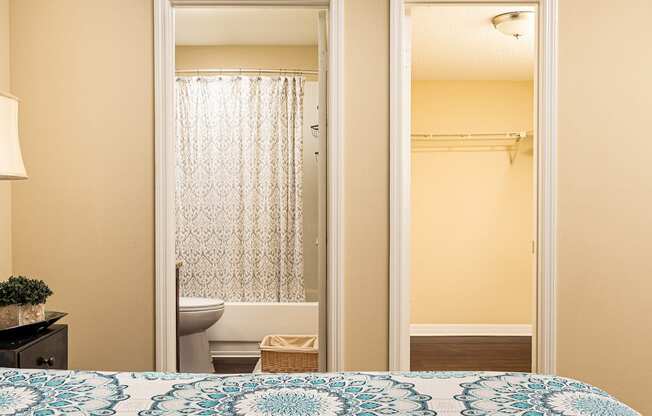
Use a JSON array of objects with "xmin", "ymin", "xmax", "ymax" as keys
[{"xmin": 178, "ymin": 297, "xmax": 225, "ymax": 373}]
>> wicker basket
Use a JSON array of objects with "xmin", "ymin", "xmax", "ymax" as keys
[{"xmin": 260, "ymin": 335, "xmax": 318, "ymax": 373}]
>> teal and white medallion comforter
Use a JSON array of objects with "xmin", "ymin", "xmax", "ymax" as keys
[{"xmin": 0, "ymin": 368, "xmax": 639, "ymax": 415}]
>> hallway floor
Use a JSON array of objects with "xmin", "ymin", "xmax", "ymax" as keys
[
  {"xmin": 213, "ymin": 357, "xmax": 258, "ymax": 374},
  {"xmin": 212, "ymin": 336, "xmax": 532, "ymax": 374},
  {"xmin": 410, "ymin": 336, "xmax": 532, "ymax": 372}
]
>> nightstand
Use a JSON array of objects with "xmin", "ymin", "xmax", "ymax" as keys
[{"xmin": 0, "ymin": 324, "xmax": 68, "ymax": 369}]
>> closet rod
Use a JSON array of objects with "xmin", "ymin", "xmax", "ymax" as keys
[
  {"xmin": 411, "ymin": 131, "xmax": 531, "ymax": 164},
  {"xmin": 411, "ymin": 131, "xmax": 530, "ymax": 141},
  {"xmin": 176, "ymin": 68, "xmax": 319, "ymax": 75}
]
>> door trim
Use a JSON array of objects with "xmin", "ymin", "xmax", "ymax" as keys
[
  {"xmin": 154, "ymin": 0, "xmax": 345, "ymax": 372},
  {"xmin": 389, "ymin": 0, "xmax": 559, "ymax": 373}
]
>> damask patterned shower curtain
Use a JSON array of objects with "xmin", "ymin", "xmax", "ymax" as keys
[{"xmin": 175, "ymin": 75, "xmax": 305, "ymax": 302}]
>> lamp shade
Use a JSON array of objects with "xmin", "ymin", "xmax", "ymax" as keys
[{"xmin": 0, "ymin": 93, "xmax": 27, "ymax": 180}]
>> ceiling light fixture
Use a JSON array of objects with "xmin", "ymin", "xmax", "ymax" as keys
[{"xmin": 492, "ymin": 11, "xmax": 534, "ymax": 39}]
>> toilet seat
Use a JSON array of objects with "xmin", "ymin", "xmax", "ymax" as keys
[{"xmin": 179, "ymin": 297, "xmax": 225, "ymax": 313}]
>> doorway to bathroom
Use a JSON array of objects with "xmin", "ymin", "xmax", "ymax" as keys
[
  {"xmin": 389, "ymin": 0, "xmax": 558, "ymax": 374},
  {"xmin": 154, "ymin": 0, "xmax": 344, "ymax": 374}
]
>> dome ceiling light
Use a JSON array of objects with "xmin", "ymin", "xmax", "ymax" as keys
[{"xmin": 492, "ymin": 11, "xmax": 534, "ymax": 39}]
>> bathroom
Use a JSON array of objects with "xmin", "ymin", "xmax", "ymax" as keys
[{"xmin": 173, "ymin": 7, "xmax": 325, "ymax": 373}]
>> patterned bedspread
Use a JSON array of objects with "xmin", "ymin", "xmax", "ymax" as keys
[{"xmin": 0, "ymin": 369, "xmax": 638, "ymax": 415}]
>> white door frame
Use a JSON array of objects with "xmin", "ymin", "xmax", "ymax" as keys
[
  {"xmin": 154, "ymin": 0, "xmax": 345, "ymax": 372},
  {"xmin": 389, "ymin": 0, "xmax": 558, "ymax": 373}
]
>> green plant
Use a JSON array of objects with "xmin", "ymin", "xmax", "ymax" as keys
[{"xmin": 0, "ymin": 276, "xmax": 53, "ymax": 307}]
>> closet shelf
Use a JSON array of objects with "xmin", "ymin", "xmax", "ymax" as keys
[{"xmin": 411, "ymin": 131, "xmax": 531, "ymax": 163}]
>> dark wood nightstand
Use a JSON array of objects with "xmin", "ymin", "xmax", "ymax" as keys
[{"xmin": 0, "ymin": 324, "xmax": 68, "ymax": 370}]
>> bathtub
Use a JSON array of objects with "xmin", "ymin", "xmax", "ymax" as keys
[{"xmin": 207, "ymin": 302, "xmax": 319, "ymax": 358}]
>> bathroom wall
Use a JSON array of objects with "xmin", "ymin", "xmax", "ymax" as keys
[
  {"xmin": 0, "ymin": 0, "xmax": 11, "ymax": 279},
  {"xmin": 302, "ymin": 81, "xmax": 319, "ymax": 301},
  {"xmin": 176, "ymin": 45, "xmax": 318, "ymax": 75},
  {"xmin": 411, "ymin": 80, "xmax": 534, "ymax": 326},
  {"xmin": 175, "ymin": 44, "xmax": 320, "ymax": 301}
]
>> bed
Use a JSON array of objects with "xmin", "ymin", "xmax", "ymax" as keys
[{"xmin": 0, "ymin": 368, "xmax": 638, "ymax": 415}]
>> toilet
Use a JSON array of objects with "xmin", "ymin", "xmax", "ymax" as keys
[{"xmin": 178, "ymin": 297, "xmax": 225, "ymax": 373}]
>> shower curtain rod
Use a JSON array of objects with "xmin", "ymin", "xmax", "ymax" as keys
[{"xmin": 175, "ymin": 68, "xmax": 319, "ymax": 75}]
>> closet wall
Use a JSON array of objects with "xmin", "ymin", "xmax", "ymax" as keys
[{"xmin": 411, "ymin": 80, "xmax": 534, "ymax": 325}]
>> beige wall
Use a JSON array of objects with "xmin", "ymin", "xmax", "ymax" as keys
[
  {"xmin": 343, "ymin": 0, "xmax": 389, "ymax": 370},
  {"xmin": 557, "ymin": 0, "xmax": 652, "ymax": 412},
  {"xmin": 412, "ymin": 81, "xmax": 534, "ymax": 134},
  {"xmin": 411, "ymin": 81, "xmax": 533, "ymax": 325},
  {"xmin": 302, "ymin": 81, "xmax": 320, "ymax": 301},
  {"xmin": 10, "ymin": 0, "xmax": 155, "ymax": 371},
  {"xmin": 176, "ymin": 45, "xmax": 318, "ymax": 73},
  {"xmin": 6, "ymin": 0, "xmax": 390, "ymax": 372},
  {"xmin": 8, "ymin": 2, "xmax": 652, "ymax": 412},
  {"xmin": 176, "ymin": 45, "xmax": 320, "ymax": 301},
  {"xmin": 0, "ymin": 0, "xmax": 11, "ymax": 279}
]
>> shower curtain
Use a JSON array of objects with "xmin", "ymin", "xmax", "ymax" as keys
[{"xmin": 175, "ymin": 75, "xmax": 305, "ymax": 302}]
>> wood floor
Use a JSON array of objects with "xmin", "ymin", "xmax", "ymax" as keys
[
  {"xmin": 213, "ymin": 357, "xmax": 258, "ymax": 374},
  {"xmin": 411, "ymin": 336, "xmax": 532, "ymax": 372},
  {"xmin": 212, "ymin": 336, "xmax": 531, "ymax": 374}
]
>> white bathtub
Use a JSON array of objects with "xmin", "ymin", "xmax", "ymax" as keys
[{"xmin": 207, "ymin": 302, "xmax": 319, "ymax": 358}]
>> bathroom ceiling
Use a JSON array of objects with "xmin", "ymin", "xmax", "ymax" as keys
[
  {"xmin": 175, "ymin": 8, "xmax": 319, "ymax": 46},
  {"xmin": 411, "ymin": 5, "xmax": 536, "ymax": 80}
]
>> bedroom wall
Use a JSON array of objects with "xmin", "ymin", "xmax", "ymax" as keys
[
  {"xmin": 343, "ymin": 0, "xmax": 389, "ymax": 370},
  {"xmin": 557, "ymin": 0, "xmax": 652, "ymax": 412},
  {"xmin": 0, "ymin": 0, "xmax": 12, "ymax": 279},
  {"xmin": 6, "ymin": 0, "xmax": 389, "ymax": 372},
  {"xmin": 5, "ymin": 2, "xmax": 652, "ymax": 412},
  {"xmin": 176, "ymin": 45, "xmax": 320, "ymax": 301},
  {"xmin": 411, "ymin": 80, "xmax": 533, "ymax": 326},
  {"xmin": 10, "ymin": 0, "xmax": 155, "ymax": 371}
]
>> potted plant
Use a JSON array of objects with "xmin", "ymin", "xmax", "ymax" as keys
[{"xmin": 0, "ymin": 276, "xmax": 53, "ymax": 329}]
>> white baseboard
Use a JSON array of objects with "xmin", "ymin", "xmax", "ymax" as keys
[
  {"xmin": 210, "ymin": 340, "xmax": 261, "ymax": 358},
  {"xmin": 410, "ymin": 324, "xmax": 532, "ymax": 337}
]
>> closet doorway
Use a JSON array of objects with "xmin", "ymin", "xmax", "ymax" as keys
[{"xmin": 389, "ymin": 0, "xmax": 558, "ymax": 373}]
